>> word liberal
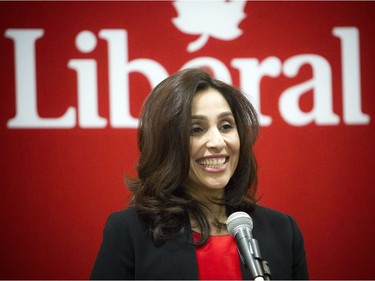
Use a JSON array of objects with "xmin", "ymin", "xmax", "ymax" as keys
[{"xmin": 4, "ymin": 27, "xmax": 369, "ymax": 129}]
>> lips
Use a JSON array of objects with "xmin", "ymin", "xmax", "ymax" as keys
[{"xmin": 197, "ymin": 156, "xmax": 228, "ymax": 168}]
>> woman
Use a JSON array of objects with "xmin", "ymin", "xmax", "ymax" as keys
[{"xmin": 91, "ymin": 68, "xmax": 309, "ymax": 280}]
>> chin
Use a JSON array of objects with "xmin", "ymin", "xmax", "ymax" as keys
[{"xmin": 202, "ymin": 180, "xmax": 230, "ymax": 190}]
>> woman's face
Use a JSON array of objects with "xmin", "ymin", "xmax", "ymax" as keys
[{"xmin": 185, "ymin": 88, "xmax": 240, "ymax": 198}]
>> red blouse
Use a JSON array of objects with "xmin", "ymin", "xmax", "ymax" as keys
[{"xmin": 193, "ymin": 232, "xmax": 243, "ymax": 280}]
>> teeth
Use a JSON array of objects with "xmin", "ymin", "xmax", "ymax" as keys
[{"xmin": 198, "ymin": 157, "xmax": 226, "ymax": 168}]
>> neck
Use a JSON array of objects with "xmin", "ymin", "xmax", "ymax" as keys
[{"xmin": 187, "ymin": 190, "xmax": 229, "ymax": 235}]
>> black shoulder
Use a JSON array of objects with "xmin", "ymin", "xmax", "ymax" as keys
[
  {"xmin": 251, "ymin": 205, "xmax": 291, "ymax": 225},
  {"xmin": 249, "ymin": 205, "xmax": 309, "ymax": 280},
  {"xmin": 90, "ymin": 207, "xmax": 145, "ymax": 280},
  {"xmin": 102, "ymin": 207, "xmax": 141, "ymax": 234},
  {"xmin": 107, "ymin": 206, "xmax": 138, "ymax": 224}
]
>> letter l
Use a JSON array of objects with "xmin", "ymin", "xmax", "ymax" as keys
[
  {"xmin": 5, "ymin": 29, "xmax": 75, "ymax": 128},
  {"xmin": 333, "ymin": 27, "xmax": 370, "ymax": 125}
]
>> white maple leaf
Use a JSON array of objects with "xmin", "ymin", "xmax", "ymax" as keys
[{"xmin": 172, "ymin": 0, "xmax": 247, "ymax": 52}]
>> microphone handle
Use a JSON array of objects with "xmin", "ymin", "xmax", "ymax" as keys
[
  {"xmin": 235, "ymin": 228, "xmax": 264, "ymax": 280},
  {"xmin": 251, "ymin": 238, "xmax": 272, "ymax": 280},
  {"xmin": 250, "ymin": 238, "xmax": 267, "ymax": 277}
]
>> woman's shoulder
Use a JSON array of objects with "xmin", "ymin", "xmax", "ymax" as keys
[
  {"xmin": 249, "ymin": 205, "xmax": 305, "ymax": 244},
  {"xmin": 252, "ymin": 204, "xmax": 289, "ymax": 218},
  {"xmin": 250, "ymin": 204, "xmax": 299, "ymax": 230},
  {"xmin": 108, "ymin": 206, "xmax": 138, "ymax": 220},
  {"xmin": 104, "ymin": 206, "xmax": 144, "ymax": 234},
  {"xmin": 247, "ymin": 207, "xmax": 308, "ymax": 279}
]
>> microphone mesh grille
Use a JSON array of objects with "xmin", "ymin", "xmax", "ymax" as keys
[{"xmin": 226, "ymin": 211, "xmax": 253, "ymax": 235}]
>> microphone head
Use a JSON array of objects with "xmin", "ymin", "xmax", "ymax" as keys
[{"xmin": 226, "ymin": 211, "xmax": 253, "ymax": 236}]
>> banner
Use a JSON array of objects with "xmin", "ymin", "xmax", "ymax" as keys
[{"xmin": 1, "ymin": 1, "xmax": 374, "ymax": 279}]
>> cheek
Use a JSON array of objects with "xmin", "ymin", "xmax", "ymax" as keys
[
  {"xmin": 189, "ymin": 138, "xmax": 201, "ymax": 158},
  {"xmin": 231, "ymin": 137, "xmax": 241, "ymax": 166},
  {"xmin": 230, "ymin": 132, "xmax": 241, "ymax": 153}
]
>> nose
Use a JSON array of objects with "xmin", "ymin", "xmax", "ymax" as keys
[{"xmin": 205, "ymin": 128, "xmax": 226, "ymax": 150}]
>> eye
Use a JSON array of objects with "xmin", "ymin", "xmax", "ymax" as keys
[
  {"xmin": 219, "ymin": 121, "xmax": 235, "ymax": 132},
  {"xmin": 191, "ymin": 124, "xmax": 204, "ymax": 135}
]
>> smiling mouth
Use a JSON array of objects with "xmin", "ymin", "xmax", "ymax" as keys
[{"xmin": 197, "ymin": 157, "xmax": 228, "ymax": 168}]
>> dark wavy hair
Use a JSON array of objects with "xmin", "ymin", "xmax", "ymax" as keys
[{"xmin": 126, "ymin": 68, "xmax": 259, "ymax": 246}]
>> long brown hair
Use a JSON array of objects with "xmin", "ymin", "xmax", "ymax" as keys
[{"xmin": 126, "ymin": 68, "xmax": 259, "ymax": 246}]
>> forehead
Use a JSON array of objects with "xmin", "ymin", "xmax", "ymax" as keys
[{"xmin": 191, "ymin": 88, "xmax": 232, "ymax": 115}]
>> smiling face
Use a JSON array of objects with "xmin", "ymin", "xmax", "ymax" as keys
[{"xmin": 185, "ymin": 88, "xmax": 240, "ymax": 198}]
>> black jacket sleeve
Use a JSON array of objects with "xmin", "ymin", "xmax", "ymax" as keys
[
  {"xmin": 91, "ymin": 212, "xmax": 135, "ymax": 279},
  {"xmin": 251, "ymin": 205, "xmax": 309, "ymax": 280},
  {"xmin": 90, "ymin": 208, "xmax": 198, "ymax": 280},
  {"xmin": 288, "ymin": 215, "xmax": 309, "ymax": 280}
]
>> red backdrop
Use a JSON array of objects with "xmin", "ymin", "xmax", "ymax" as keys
[{"xmin": 1, "ymin": 1, "xmax": 374, "ymax": 279}]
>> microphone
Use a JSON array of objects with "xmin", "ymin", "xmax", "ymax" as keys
[{"xmin": 227, "ymin": 211, "xmax": 271, "ymax": 280}]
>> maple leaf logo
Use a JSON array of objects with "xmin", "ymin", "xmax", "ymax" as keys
[{"xmin": 172, "ymin": 0, "xmax": 247, "ymax": 52}]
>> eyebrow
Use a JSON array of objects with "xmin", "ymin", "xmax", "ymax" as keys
[{"xmin": 191, "ymin": 111, "xmax": 234, "ymax": 120}]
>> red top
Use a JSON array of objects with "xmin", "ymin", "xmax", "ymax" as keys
[{"xmin": 193, "ymin": 232, "xmax": 242, "ymax": 280}]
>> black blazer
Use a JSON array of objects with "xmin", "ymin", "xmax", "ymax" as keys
[{"xmin": 91, "ymin": 205, "xmax": 308, "ymax": 280}]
